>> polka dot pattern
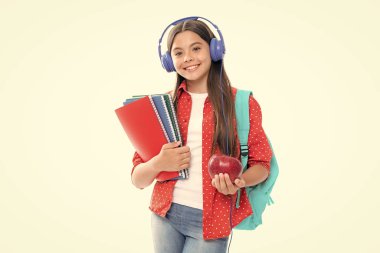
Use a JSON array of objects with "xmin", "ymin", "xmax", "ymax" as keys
[{"xmin": 131, "ymin": 81, "xmax": 272, "ymax": 240}]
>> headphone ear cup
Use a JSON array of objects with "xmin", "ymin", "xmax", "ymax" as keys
[
  {"xmin": 161, "ymin": 51, "xmax": 175, "ymax": 72},
  {"xmin": 210, "ymin": 38, "xmax": 225, "ymax": 62}
]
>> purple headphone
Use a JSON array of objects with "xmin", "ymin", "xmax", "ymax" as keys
[{"xmin": 158, "ymin": 16, "xmax": 226, "ymax": 72}]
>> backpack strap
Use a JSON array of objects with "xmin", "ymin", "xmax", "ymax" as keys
[
  {"xmin": 234, "ymin": 89, "xmax": 279, "ymax": 230},
  {"xmin": 234, "ymin": 89, "xmax": 252, "ymax": 208}
]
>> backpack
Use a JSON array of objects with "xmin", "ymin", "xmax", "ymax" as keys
[{"xmin": 234, "ymin": 89, "xmax": 279, "ymax": 230}]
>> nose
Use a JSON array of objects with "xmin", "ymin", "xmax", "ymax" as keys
[{"xmin": 184, "ymin": 52, "xmax": 193, "ymax": 63}]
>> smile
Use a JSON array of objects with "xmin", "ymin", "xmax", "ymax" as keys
[{"xmin": 184, "ymin": 64, "xmax": 199, "ymax": 71}]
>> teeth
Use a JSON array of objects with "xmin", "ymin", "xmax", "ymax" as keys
[{"xmin": 186, "ymin": 65, "xmax": 198, "ymax": 71}]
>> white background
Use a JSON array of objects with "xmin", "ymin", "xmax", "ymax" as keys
[{"xmin": 1, "ymin": 0, "xmax": 379, "ymax": 252}]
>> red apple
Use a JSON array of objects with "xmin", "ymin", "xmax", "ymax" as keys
[{"xmin": 208, "ymin": 154, "xmax": 243, "ymax": 182}]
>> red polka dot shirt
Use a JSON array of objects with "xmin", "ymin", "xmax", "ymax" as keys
[{"xmin": 131, "ymin": 81, "xmax": 272, "ymax": 240}]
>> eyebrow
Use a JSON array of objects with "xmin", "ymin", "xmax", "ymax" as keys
[{"xmin": 172, "ymin": 42, "xmax": 202, "ymax": 51}]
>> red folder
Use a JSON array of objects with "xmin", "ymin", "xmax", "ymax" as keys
[{"xmin": 115, "ymin": 96, "xmax": 180, "ymax": 181}]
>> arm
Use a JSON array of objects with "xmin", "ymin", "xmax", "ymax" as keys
[
  {"xmin": 131, "ymin": 155, "xmax": 161, "ymax": 189},
  {"xmin": 131, "ymin": 141, "xmax": 191, "ymax": 189},
  {"xmin": 239, "ymin": 164, "xmax": 269, "ymax": 187},
  {"xmin": 212, "ymin": 95, "xmax": 272, "ymax": 194},
  {"xmin": 242, "ymin": 95, "xmax": 272, "ymax": 185}
]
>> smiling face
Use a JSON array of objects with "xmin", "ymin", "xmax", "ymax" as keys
[{"xmin": 170, "ymin": 30, "xmax": 212, "ymax": 93}]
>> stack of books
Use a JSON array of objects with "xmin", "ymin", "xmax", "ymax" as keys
[{"xmin": 115, "ymin": 94, "xmax": 189, "ymax": 181}]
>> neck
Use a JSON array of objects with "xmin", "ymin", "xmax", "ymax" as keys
[{"xmin": 186, "ymin": 80, "xmax": 208, "ymax": 93}]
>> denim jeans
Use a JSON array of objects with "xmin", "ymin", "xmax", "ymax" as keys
[{"xmin": 151, "ymin": 203, "xmax": 229, "ymax": 253}]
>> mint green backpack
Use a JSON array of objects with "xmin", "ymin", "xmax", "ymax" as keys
[{"xmin": 234, "ymin": 89, "xmax": 279, "ymax": 230}]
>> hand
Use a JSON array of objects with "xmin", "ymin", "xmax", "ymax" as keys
[
  {"xmin": 152, "ymin": 141, "xmax": 191, "ymax": 172},
  {"xmin": 211, "ymin": 173, "xmax": 246, "ymax": 195}
]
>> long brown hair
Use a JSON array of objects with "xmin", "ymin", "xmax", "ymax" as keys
[{"xmin": 167, "ymin": 20, "xmax": 237, "ymax": 157}]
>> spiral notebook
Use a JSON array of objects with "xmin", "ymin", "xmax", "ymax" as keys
[{"xmin": 116, "ymin": 94, "xmax": 189, "ymax": 181}]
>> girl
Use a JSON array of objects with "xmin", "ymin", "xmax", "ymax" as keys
[{"xmin": 131, "ymin": 17, "xmax": 272, "ymax": 253}]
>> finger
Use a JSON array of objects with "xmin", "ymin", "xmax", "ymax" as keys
[
  {"xmin": 179, "ymin": 163, "xmax": 189, "ymax": 170},
  {"xmin": 234, "ymin": 178, "xmax": 245, "ymax": 188},
  {"xmin": 224, "ymin": 174, "xmax": 235, "ymax": 193},
  {"xmin": 214, "ymin": 174, "xmax": 221, "ymax": 190},
  {"xmin": 163, "ymin": 141, "xmax": 181, "ymax": 149},
  {"xmin": 178, "ymin": 159, "xmax": 190, "ymax": 170},
  {"xmin": 181, "ymin": 152, "xmax": 191, "ymax": 160},
  {"xmin": 172, "ymin": 152, "xmax": 189, "ymax": 166},
  {"xmin": 177, "ymin": 146, "xmax": 190, "ymax": 153},
  {"xmin": 211, "ymin": 179, "xmax": 215, "ymax": 187},
  {"xmin": 181, "ymin": 157, "xmax": 191, "ymax": 164},
  {"xmin": 219, "ymin": 173, "xmax": 228, "ymax": 194},
  {"xmin": 179, "ymin": 157, "xmax": 190, "ymax": 166}
]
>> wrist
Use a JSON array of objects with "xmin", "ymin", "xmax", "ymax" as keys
[
  {"xmin": 237, "ymin": 174, "xmax": 247, "ymax": 188},
  {"xmin": 149, "ymin": 156, "xmax": 162, "ymax": 172}
]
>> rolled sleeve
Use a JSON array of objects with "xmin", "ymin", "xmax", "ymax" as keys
[
  {"xmin": 131, "ymin": 151, "xmax": 143, "ymax": 175},
  {"xmin": 247, "ymin": 96, "xmax": 272, "ymax": 173}
]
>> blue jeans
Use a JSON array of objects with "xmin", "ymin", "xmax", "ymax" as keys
[{"xmin": 151, "ymin": 203, "xmax": 229, "ymax": 253}]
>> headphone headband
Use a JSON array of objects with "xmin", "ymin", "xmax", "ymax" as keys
[{"xmin": 158, "ymin": 16, "xmax": 225, "ymax": 62}]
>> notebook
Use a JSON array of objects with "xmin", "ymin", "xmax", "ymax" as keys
[{"xmin": 116, "ymin": 94, "xmax": 189, "ymax": 181}]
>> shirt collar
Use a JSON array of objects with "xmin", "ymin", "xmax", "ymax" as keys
[
  {"xmin": 176, "ymin": 80, "xmax": 210, "ymax": 104},
  {"xmin": 177, "ymin": 80, "xmax": 188, "ymax": 96}
]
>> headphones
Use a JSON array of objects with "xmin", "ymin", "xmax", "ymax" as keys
[{"xmin": 158, "ymin": 16, "xmax": 226, "ymax": 72}]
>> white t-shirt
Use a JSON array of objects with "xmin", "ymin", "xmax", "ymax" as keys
[{"xmin": 172, "ymin": 91, "xmax": 208, "ymax": 210}]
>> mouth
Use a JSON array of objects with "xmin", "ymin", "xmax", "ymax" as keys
[{"xmin": 184, "ymin": 64, "xmax": 200, "ymax": 72}]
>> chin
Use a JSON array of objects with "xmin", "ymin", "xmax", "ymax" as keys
[{"xmin": 184, "ymin": 73, "xmax": 207, "ymax": 83}]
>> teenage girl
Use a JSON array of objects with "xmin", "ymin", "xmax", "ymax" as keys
[{"xmin": 131, "ymin": 17, "xmax": 272, "ymax": 253}]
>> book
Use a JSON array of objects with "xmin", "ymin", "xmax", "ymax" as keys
[
  {"xmin": 149, "ymin": 95, "xmax": 189, "ymax": 179},
  {"xmin": 162, "ymin": 95, "xmax": 189, "ymax": 178},
  {"xmin": 115, "ymin": 94, "xmax": 188, "ymax": 181},
  {"xmin": 128, "ymin": 94, "xmax": 181, "ymax": 142}
]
